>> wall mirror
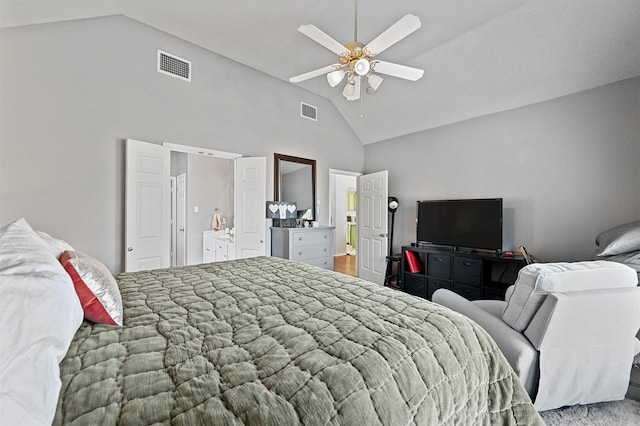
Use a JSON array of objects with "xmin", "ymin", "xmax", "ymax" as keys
[{"xmin": 274, "ymin": 153, "xmax": 316, "ymax": 221}]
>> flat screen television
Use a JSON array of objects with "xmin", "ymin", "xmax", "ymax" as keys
[{"xmin": 416, "ymin": 198, "xmax": 503, "ymax": 251}]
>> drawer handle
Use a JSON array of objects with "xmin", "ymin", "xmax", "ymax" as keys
[
  {"xmin": 435, "ymin": 257, "xmax": 444, "ymax": 262},
  {"xmin": 463, "ymin": 261, "xmax": 473, "ymax": 266},
  {"xmin": 299, "ymin": 237, "xmax": 303, "ymax": 241},
  {"xmin": 324, "ymin": 235, "xmax": 328, "ymax": 239},
  {"xmin": 299, "ymin": 251, "xmax": 303, "ymax": 256},
  {"xmin": 323, "ymin": 248, "xmax": 327, "ymax": 252}
]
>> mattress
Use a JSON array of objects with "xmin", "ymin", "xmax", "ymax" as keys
[{"xmin": 54, "ymin": 256, "xmax": 542, "ymax": 425}]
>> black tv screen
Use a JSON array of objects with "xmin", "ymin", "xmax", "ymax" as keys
[{"xmin": 417, "ymin": 198, "xmax": 503, "ymax": 251}]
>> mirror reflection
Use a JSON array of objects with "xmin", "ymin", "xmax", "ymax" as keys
[{"xmin": 274, "ymin": 153, "xmax": 316, "ymax": 222}]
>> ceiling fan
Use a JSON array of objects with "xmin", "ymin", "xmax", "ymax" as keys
[{"xmin": 289, "ymin": 0, "xmax": 424, "ymax": 101}]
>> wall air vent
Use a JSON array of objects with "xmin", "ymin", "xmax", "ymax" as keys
[
  {"xmin": 157, "ymin": 50, "xmax": 191, "ymax": 82},
  {"xmin": 300, "ymin": 102, "xmax": 318, "ymax": 121}
]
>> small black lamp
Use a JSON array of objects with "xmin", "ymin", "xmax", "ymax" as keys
[
  {"xmin": 387, "ymin": 197, "xmax": 399, "ymax": 255},
  {"xmin": 384, "ymin": 197, "xmax": 400, "ymax": 287}
]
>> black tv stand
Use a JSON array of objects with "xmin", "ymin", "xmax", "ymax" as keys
[{"xmin": 400, "ymin": 245, "xmax": 526, "ymax": 301}]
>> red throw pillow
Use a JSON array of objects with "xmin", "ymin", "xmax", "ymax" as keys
[
  {"xmin": 405, "ymin": 250, "xmax": 423, "ymax": 273},
  {"xmin": 60, "ymin": 250, "xmax": 123, "ymax": 326}
]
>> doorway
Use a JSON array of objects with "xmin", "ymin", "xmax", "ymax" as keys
[
  {"xmin": 329, "ymin": 170, "xmax": 360, "ymax": 274},
  {"xmin": 125, "ymin": 139, "xmax": 266, "ymax": 273},
  {"xmin": 169, "ymin": 150, "xmax": 234, "ymax": 266}
]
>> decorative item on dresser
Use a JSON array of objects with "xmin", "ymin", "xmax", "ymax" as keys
[{"xmin": 271, "ymin": 226, "xmax": 335, "ymax": 270}]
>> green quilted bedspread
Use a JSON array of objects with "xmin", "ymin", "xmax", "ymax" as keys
[{"xmin": 54, "ymin": 256, "xmax": 542, "ymax": 425}]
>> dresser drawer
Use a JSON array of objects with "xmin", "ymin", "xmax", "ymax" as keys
[
  {"xmin": 304, "ymin": 256, "xmax": 333, "ymax": 270},
  {"xmin": 291, "ymin": 244, "xmax": 331, "ymax": 261},
  {"xmin": 453, "ymin": 257, "xmax": 482, "ymax": 284},
  {"xmin": 427, "ymin": 253, "xmax": 451, "ymax": 279},
  {"xmin": 292, "ymin": 230, "xmax": 331, "ymax": 247}
]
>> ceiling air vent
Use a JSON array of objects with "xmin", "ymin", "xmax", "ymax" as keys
[
  {"xmin": 300, "ymin": 102, "xmax": 317, "ymax": 121},
  {"xmin": 157, "ymin": 50, "xmax": 191, "ymax": 82}
]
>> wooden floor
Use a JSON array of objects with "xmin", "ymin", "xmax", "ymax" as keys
[{"xmin": 334, "ymin": 254, "xmax": 357, "ymax": 276}]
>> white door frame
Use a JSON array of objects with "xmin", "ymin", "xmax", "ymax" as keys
[{"xmin": 329, "ymin": 169, "xmax": 362, "ymax": 258}]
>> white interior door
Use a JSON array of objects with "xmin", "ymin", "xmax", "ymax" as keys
[
  {"xmin": 176, "ymin": 173, "xmax": 186, "ymax": 267},
  {"xmin": 234, "ymin": 157, "xmax": 266, "ymax": 258},
  {"xmin": 125, "ymin": 139, "xmax": 170, "ymax": 272},
  {"xmin": 357, "ymin": 170, "xmax": 388, "ymax": 284}
]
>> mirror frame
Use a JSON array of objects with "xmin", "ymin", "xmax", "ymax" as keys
[{"xmin": 274, "ymin": 153, "xmax": 317, "ymax": 221}]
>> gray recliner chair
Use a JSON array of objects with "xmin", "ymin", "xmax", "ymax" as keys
[{"xmin": 433, "ymin": 261, "xmax": 640, "ymax": 411}]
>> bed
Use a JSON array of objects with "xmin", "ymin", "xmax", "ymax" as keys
[{"xmin": 1, "ymin": 219, "xmax": 542, "ymax": 425}]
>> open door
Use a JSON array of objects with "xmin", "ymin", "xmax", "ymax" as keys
[
  {"xmin": 125, "ymin": 139, "xmax": 171, "ymax": 272},
  {"xmin": 234, "ymin": 157, "xmax": 266, "ymax": 258},
  {"xmin": 357, "ymin": 170, "xmax": 388, "ymax": 284}
]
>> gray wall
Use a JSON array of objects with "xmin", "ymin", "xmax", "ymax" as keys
[
  {"xmin": 0, "ymin": 15, "xmax": 363, "ymax": 272},
  {"xmin": 365, "ymin": 78, "xmax": 640, "ymax": 262}
]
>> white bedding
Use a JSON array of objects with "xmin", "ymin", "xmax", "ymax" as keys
[{"xmin": 0, "ymin": 219, "xmax": 83, "ymax": 425}]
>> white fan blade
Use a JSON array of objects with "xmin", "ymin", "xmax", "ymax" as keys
[
  {"xmin": 298, "ymin": 24, "xmax": 348, "ymax": 56},
  {"xmin": 372, "ymin": 61, "xmax": 424, "ymax": 81},
  {"xmin": 364, "ymin": 14, "xmax": 421, "ymax": 56},
  {"xmin": 290, "ymin": 64, "xmax": 341, "ymax": 83}
]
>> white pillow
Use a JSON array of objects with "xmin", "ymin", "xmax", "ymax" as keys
[
  {"xmin": 0, "ymin": 218, "xmax": 84, "ymax": 426},
  {"xmin": 502, "ymin": 261, "xmax": 638, "ymax": 332},
  {"xmin": 36, "ymin": 230, "xmax": 75, "ymax": 259},
  {"xmin": 596, "ymin": 220, "xmax": 640, "ymax": 257}
]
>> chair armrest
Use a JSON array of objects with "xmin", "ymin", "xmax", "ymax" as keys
[{"xmin": 432, "ymin": 289, "xmax": 539, "ymax": 397}]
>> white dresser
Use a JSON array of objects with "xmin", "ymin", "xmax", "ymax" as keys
[
  {"xmin": 203, "ymin": 230, "xmax": 235, "ymax": 263},
  {"xmin": 271, "ymin": 227, "xmax": 335, "ymax": 270}
]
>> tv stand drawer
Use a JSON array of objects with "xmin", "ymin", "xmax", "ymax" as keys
[
  {"xmin": 453, "ymin": 257, "xmax": 482, "ymax": 284},
  {"xmin": 427, "ymin": 253, "xmax": 451, "ymax": 279}
]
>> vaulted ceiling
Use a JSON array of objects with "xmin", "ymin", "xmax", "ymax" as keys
[{"xmin": 1, "ymin": 0, "xmax": 639, "ymax": 144}]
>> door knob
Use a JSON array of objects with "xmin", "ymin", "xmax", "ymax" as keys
[{"xmin": 127, "ymin": 247, "xmax": 133, "ymax": 251}]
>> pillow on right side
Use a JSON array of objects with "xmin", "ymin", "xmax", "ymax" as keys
[{"xmin": 596, "ymin": 220, "xmax": 640, "ymax": 257}]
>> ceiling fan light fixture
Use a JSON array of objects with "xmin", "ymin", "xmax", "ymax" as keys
[
  {"xmin": 353, "ymin": 58, "xmax": 370, "ymax": 76},
  {"xmin": 342, "ymin": 80, "xmax": 356, "ymax": 98},
  {"xmin": 343, "ymin": 76, "xmax": 361, "ymax": 101},
  {"xmin": 367, "ymin": 73, "xmax": 383, "ymax": 91},
  {"xmin": 327, "ymin": 69, "xmax": 345, "ymax": 87}
]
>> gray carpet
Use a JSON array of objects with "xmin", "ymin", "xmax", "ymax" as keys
[{"xmin": 539, "ymin": 398, "xmax": 640, "ymax": 425}]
